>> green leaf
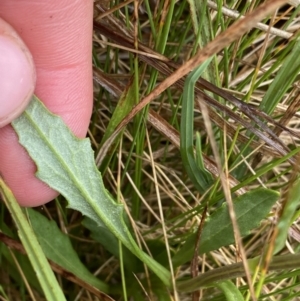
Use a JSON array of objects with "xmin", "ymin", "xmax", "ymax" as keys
[
  {"xmin": 195, "ymin": 132, "xmax": 214, "ymax": 185},
  {"xmin": 12, "ymin": 96, "xmax": 171, "ymax": 286},
  {"xmin": 1, "ymin": 242, "xmax": 42, "ymax": 293},
  {"xmin": 216, "ymin": 280, "xmax": 244, "ymax": 301},
  {"xmin": 259, "ymin": 38, "xmax": 300, "ymax": 114},
  {"xmin": 176, "ymin": 253, "xmax": 300, "ymax": 292},
  {"xmin": 274, "ymin": 178, "xmax": 300, "ymax": 254},
  {"xmin": 0, "ymin": 178, "xmax": 66, "ymax": 301},
  {"xmin": 180, "ymin": 58, "xmax": 214, "ymax": 193},
  {"xmin": 27, "ymin": 209, "xmax": 109, "ymax": 293},
  {"xmin": 172, "ymin": 188, "xmax": 279, "ymax": 267},
  {"xmin": 98, "ymin": 79, "xmax": 136, "ymax": 171},
  {"xmin": 100, "ymin": 80, "xmax": 136, "ymax": 146}
]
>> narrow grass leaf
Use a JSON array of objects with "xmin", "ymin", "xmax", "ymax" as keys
[
  {"xmin": 12, "ymin": 96, "xmax": 171, "ymax": 286},
  {"xmin": 0, "ymin": 178, "xmax": 67, "ymax": 301},
  {"xmin": 180, "ymin": 58, "xmax": 214, "ymax": 193},
  {"xmin": 274, "ymin": 178, "xmax": 300, "ymax": 254},
  {"xmin": 98, "ymin": 79, "xmax": 136, "ymax": 172},
  {"xmin": 176, "ymin": 254, "xmax": 300, "ymax": 292},
  {"xmin": 100, "ymin": 79, "xmax": 136, "ymax": 146},
  {"xmin": 186, "ymin": 0, "xmax": 199, "ymax": 30},
  {"xmin": 195, "ymin": 132, "xmax": 214, "ymax": 185},
  {"xmin": 259, "ymin": 38, "xmax": 300, "ymax": 114},
  {"xmin": 27, "ymin": 209, "xmax": 109, "ymax": 293},
  {"xmin": 172, "ymin": 188, "xmax": 279, "ymax": 267},
  {"xmin": 1, "ymin": 242, "xmax": 43, "ymax": 292}
]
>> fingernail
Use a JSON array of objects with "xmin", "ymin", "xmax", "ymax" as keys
[{"xmin": 0, "ymin": 27, "xmax": 36, "ymax": 128}]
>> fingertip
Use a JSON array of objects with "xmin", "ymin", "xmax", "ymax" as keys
[
  {"xmin": 0, "ymin": 1, "xmax": 93, "ymax": 207},
  {"xmin": 0, "ymin": 19, "xmax": 36, "ymax": 128},
  {"xmin": 0, "ymin": 125, "xmax": 58, "ymax": 207}
]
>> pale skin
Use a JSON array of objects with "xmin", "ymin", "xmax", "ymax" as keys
[{"xmin": 0, "ymin": 1, "xmax": 93, "ymax": 206}]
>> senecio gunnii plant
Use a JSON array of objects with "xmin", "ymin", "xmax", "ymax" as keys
[{"xmin": 1, "ymin": 0, "xmax": 300, "ymax": 300}]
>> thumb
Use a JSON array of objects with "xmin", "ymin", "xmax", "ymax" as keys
[{"xmin": 0, "ymin": 18, "xmax": 36, "ymax": 127}]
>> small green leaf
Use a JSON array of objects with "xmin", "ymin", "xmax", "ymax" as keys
[
  {"xmin": 27, "ymin": 209, "xmax": 109, "ymax": 293},
  {"xmin": 100, "ymin": 79, "xmax": 136, "ymax": 146},
  {"xmin": 216, "ymin": 280, "xmax": 244, "ymax": 301},
  {"xmin": 172, "ymin": 188, "xmax": 279, "ymax": 267},
  {"xmin": 12, "ymin": 96, "xmax": 171, "ymax": 286},
  {"xmin": 274, "ymin": 178, "xmax": 300, "ymax": 254},
  {"xmin": 98, "ymin": 79, "xmax": 136, "ymax": 171},
  {"xmin": 259, "ymin": 38, "xmax": 300, "ymax": 114}
]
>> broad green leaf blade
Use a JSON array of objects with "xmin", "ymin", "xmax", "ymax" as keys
[
  {"xmin": 172, "ymin": 188, "xmax": 279, "ymax": 267},
  {"xmin": 12, "ymin": 97, "xmax": 130, "ymax": 247},
  {"xmin": 27, "ymin": 209, "xmax": 109, "ymax": 293},
  {"xmin": 0, "ymin": 178, "xmax": 67, "ymax": 301},
  {"xmin": 274, "ymin": 178, "xmax": 300, "ymax": 254},
  {"xmin": 216, "ymin": 280, "xmax": 244, "ymax": 301},
  {"xmin": 12, "ymin": 96, "xmax": 171, "ymax": 286}
]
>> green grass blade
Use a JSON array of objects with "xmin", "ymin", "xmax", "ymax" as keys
[
  {"xmin": 195, "ymin": 131, "xmax": 214, "ymax": 185},
  {"xmin": 100, "ymin": 80, "xmax": 136, "ymax": 147},
  {"xmin": 180, "ymin": 58, "xmax": 214, "ymax": 193},
  {"xmin": 259, "ymin": 37, "xmax": 300, "ymax": 114},
  {"xmin": 0, "ymin": 178, "xmax": 67, "ymax": 301},
  {"xmin": 274, "ymin": 178, "xmax": 300, "ymax": 254},
  {"xmin": 176, "ymin": 253, "xmax": 300, "ymax": 293},
  {"xmin": 12, "ymin": 96, "xmax": 171, "ymax": 286},
  {"xmin": 98, "ymin": 79, "xmax": 136, "ymax": 173}
]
